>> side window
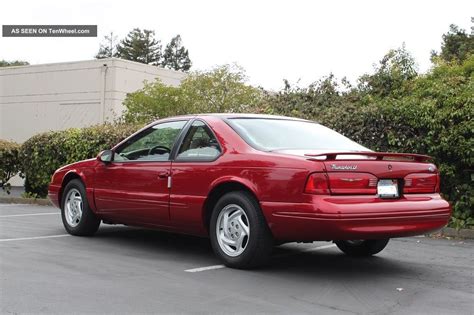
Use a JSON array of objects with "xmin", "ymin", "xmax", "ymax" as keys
[
  {"xmin": 176, "ymin": 120, "xmax": 221, "ymax": 161},
  {"xmin": 114, "ymin": 120, "xmax": 187, "ymax": 162}
]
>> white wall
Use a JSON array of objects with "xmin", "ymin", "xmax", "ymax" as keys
[
  {"xmin": 0, "ymin": 58, "xmax": 186, "ymax": 143},
  {"xmin": 0, "ymin": 58, "xmax": 186, "ymax": 187}
]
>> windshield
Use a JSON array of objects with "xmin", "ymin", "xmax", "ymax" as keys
[{"xmin": 228, "ymin": 118, "xmax": 368, "ymax": 152}]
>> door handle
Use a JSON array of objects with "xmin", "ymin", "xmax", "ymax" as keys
[{"xmin": 158, "ymin": 171, "xmax": 170, "ymax": 179}]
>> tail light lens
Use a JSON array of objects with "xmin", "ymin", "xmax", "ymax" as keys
[
  {"xmin": 404, "ymin": 173, "xmax": 439, "ymax": 193},
  {"xmin": 305, "ymin": 173, "xmax": 330, "ymax": 194},
  {"xmin": 328, "ymin": 172, "xmax": 377, "ymax": 195},
  {"xmin": 305, "ymin": 172, "xmax": 377, "ymax": 195}
]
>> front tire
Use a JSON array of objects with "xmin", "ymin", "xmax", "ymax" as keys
[
  {"xmin": 210, "ymin": 191, "xmax": 273, "ymax": 269},
  {"xmin": 335, "ymin": 239, "xmax": 389, "ymax": 257},
  {"xmin": 61, "ymin": 179, "xmax": 100, "ymax": 236}
]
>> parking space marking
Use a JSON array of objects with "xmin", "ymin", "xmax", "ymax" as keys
[
  {"xmin": 0, "ymin": 212, "xmax": 58, "ymax": 218},
  {"xmin": 185, "ymin": 264, "xmax": 226, "ymax": 273},
  {"xmin": 0, "ymin": 234, "xmax": 70, "ymax": 242},
  {"xmin": 274, "ymin": 243, "xmax": 336, "ymax": 258},
  {"xmin": 184, "ymin": 244, "xmax": 337, "ymax": 273},
  {"xmin": 0, "ymin": 204, "xmax": 34, "ymax": 207}
]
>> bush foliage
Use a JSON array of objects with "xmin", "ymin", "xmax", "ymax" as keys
[
  {"xmin": 0, "ymin": 140, "xmax": 21, "ymax": 194},
  {"xmin": 19, "ymin": 124, "xmax": 139, "ymax": 197}
]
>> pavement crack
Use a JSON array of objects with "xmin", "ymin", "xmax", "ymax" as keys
[{"xmin": 290, "ymin": 295, "xmax": 361, "ymax": 314}]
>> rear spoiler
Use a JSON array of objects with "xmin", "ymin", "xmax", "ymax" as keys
[{"xmin": 304, "ymin": 151, "xmax": 432, "ymax": 162}]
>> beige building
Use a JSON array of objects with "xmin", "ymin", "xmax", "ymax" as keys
[{"xmin": 0, "ymin": 58, "xmax": 186, "ymax": 143}]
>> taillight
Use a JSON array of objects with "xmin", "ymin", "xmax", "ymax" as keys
[
  {"xmin": 305, "ymin": 172, "xmax": 377, "ymax": 195},
  {"xmin": 305, "ymin": 173, "xmax": 330, "ymax": 194},
  {"xmin": 328, "ymin": 172, "xmax": 377, "ymax": 194},
  {"xmin": 404, "ymin": 173, "xmax": 439, "ymax": 193}
]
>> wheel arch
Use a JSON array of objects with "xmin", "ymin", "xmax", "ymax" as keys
[
  {"xmin": 202, "ymin": 178, "xmax": 261, "ymax": 233},
  {"xmin": 59, "ymin": 171, "xmax": 93, "ymax": 210}
]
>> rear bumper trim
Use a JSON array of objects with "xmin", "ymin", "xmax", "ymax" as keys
[
  {"xmin": 261, "ymin": 196, "xmax": 451, "ymax": 241},
  {"xmin": 273, "ymin": 209, "xmax": 450, "ymax": 221}
]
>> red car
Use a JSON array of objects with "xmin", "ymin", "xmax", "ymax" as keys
[{"xmin": 48, "ymin": 114, "xmax": 451, "ymax": 268}]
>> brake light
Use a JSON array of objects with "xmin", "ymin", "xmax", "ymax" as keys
[
  {"xmin": 305, "ymin": 172, "xmax": 377, "ymax": 195},
  {"xmin": 328, "ymin": 172, "xmax": 377, "ymax": 195},
  {"xmin": 305, "ymin": 173, "xmax": 330, "ymax": 194},
  {"xmin": 404, "ymin": 173, "xmax": 439, "ymax": 193}
]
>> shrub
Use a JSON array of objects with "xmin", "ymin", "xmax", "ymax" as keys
[
  {"xmin": 19, "ymin": 124, "xmax": 139, "ymax": 197},
  {"xmin": 0, "ymin": 140, "xmax": 21, "ymax": 194}
]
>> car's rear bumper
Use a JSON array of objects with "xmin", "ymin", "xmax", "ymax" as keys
[{"xmin": 261, "ymin": 194, "xmax": 451, "ymax": 241}]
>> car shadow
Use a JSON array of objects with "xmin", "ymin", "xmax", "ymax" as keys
[
  {"xmin": 93, "ymin": 225, "xmax": 416, "ymax": 278},
  {"xmin": 267, "ymin": 247, "xmax": 414, "ymax": 279},
  {"xmin": 95, "ymin": 225, "xmax": 214, "ymax": 257}
]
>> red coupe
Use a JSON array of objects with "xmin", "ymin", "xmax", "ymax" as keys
[{"xmin": 48, "ymin": 114, "xmax": 451, "ymax": 268}]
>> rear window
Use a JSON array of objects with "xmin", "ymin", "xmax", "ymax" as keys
[{"xmin": 228, "ymin": 118, "xmax": 368, "ymax": 152}]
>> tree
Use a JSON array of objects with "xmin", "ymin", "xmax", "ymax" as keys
[
  {"xmin": 0, "ymin": 60, "xmax": 29, "ymax": 67},
  {"xmin": 358, "ymin": 44, "xmax": 417, "ymax": 98},
  {"xmin": 161, "ymin": 35, "xmax": 192, "ymax": 71},
  {"xmin": 95, "ymin": 32, "xmax": 118, "ymax": 59},
  {"xmin": 261, "ymin": 74, "xmax": 354, "ymax": 119},
  {"xmin": 116, "ymin": 28, "xmax": 162, "ymax": 65},
  {"xmin": 122, "ymin": 64, "xmax": 262, "ymax": 124},
  {"xmin": 180, "ymin": 64, "xmax": 262, "ymax": 113},
  {"xmin": 431, "ymin": 24, "xmax": 474, "ymax": 63},
  {"xmin": 122, "ymin": 81, "xmax": 185, "ymax": 123}
]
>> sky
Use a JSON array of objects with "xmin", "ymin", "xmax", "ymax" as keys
[{"xmin": 1, "ymin": 0, "xmax": 472, "ymax": 90}]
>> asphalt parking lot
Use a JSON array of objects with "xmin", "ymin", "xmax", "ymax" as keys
[{"xmin": 0, "ymin": 203, "xmax": 473, "ymax": 314}]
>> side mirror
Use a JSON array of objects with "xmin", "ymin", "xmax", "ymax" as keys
[{"xmin": 97, "ymin": 150, "xmax": 113, "ymax": 163}]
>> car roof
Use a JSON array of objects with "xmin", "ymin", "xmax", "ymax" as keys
[{"xmin": 162, "ymin": 113, "xmax": 310, "ymax": 121}]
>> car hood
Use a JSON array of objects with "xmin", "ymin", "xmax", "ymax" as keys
[{"xmin": 57, "ymin": 158, "xmax": 97, "ymax": 172}]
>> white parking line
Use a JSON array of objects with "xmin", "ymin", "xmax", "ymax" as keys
[
  {"xmin": 0, "ymin": 212, "xmax": 58, "ymax": 218},
  {"xmin": 185, "ymin": 264, "xmax": 226, "ymax": 273},
  {"xmin": 0, "ymin": 234, "xmax": 70, "ymax": 242},
  {"xmin": 273, "ymin": 243, "xmax": 336, "ymax": 258},
  {"xmin": 0, "ymin": 204, "xmax": 34, "ymax": 207},
  {"xmin": 184, "ymin": 244, "xmax": 337, "ymax": 273}
]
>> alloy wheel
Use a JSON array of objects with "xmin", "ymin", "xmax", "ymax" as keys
[
  {"xmin": 65, "ymin": 188, "xmax": 83, "ymax": 227},
  {"xmin": 216, "ymin": 204, "xmax": 250, "ymax": 257}
]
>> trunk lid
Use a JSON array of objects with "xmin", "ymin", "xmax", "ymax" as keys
[
  {"xmin": 305, "ymin": 151, "xmax": 435, "ymax": 178},
  {"xmin": 302, "ymin": 151, "xmax": 439, "ymax": 196}
]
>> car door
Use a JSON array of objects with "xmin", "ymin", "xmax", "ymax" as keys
[
  {"xmin": 169, "ymin": 120, "xmax": 222, "ymax": 232},
  {"xmin": 93, "ymin": 120, "xmax": 188, "ymax": 226}
]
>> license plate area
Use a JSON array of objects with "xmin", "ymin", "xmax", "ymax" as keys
[{"xmin": 377, "ymin": 179, "xmax": 399, "ymax": 198}]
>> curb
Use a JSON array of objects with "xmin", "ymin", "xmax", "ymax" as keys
[
  {"xmin": 432, "ymin": 227, "xmax": 474, "ymax": 239},
  {"xmin": 0, "ymin": 197, "xmax": 52, "ymax": 206}
]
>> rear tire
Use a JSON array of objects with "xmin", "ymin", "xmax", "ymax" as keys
[
  {"xmin": 210, "ymin": 191, "xmax": 273, "ymax": 269},
  {"xmin": 335, "ymin": 239, "xmax": 389, "ymax": 257},
  {"xmin": 61, "ymin": 179, "xmax": 100, "ymax": 236}
]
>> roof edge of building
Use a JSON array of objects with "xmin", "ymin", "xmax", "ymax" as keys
[{"xmin": 0, "ymin": 58, "xmax": 186, "ymax": 76}]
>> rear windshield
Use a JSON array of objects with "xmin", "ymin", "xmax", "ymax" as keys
[{"xmin": 228, "ymin": 118, "xmax": 368, "ymax": 152}]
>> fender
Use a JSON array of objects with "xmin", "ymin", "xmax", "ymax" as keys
[{"xmin": 61, "ymin": 169, "xmax": 97, "ymax": 212}]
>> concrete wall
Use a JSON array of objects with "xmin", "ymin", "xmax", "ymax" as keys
[{"xmin": 0, "ymin": 58, "xmax": 186, "ymax": 143}]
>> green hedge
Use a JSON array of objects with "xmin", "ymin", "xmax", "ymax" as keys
[
  {"xmin": 0, "ymin": 139, "xmax": 21, "ymax": 194},
  {"xmin": 19, "ymin": 124, "xmax": 139, "ymax": 197}
]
